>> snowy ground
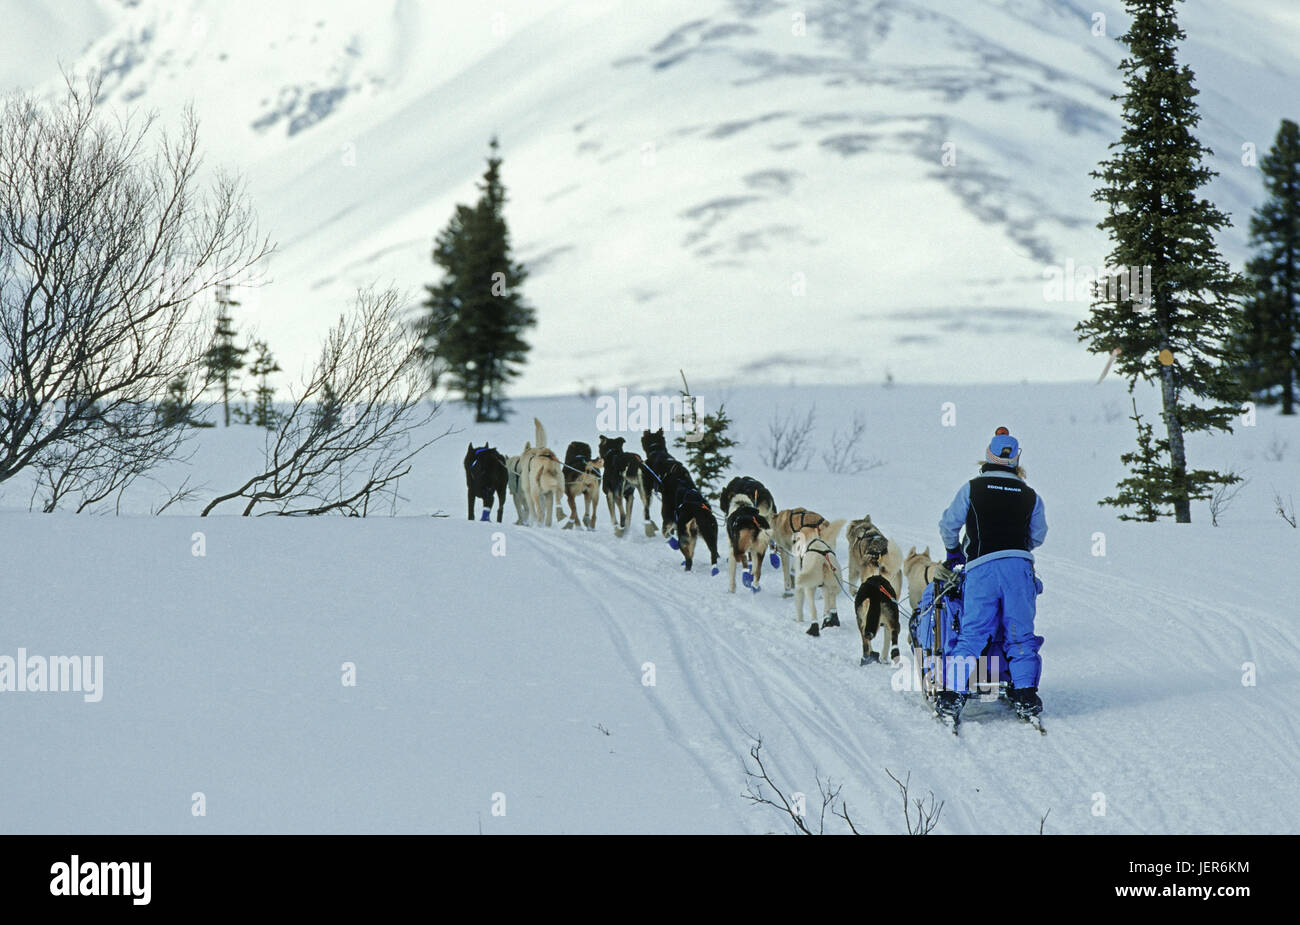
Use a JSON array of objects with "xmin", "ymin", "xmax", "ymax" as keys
[{"xmin": 3, "ymin": 380, "xmax": 1297, "ymax": 833}]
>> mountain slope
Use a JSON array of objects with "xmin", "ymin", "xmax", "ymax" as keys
[{"xmin": 6, "ymin": 0, "xmax": 1299, "ymax": 393}]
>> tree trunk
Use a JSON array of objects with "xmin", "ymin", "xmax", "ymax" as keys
[{"xmin": 1159, "ymin": 360, "xmax": 1191, "ymax": 522}]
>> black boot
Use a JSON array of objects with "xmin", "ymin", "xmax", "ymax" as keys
[
  {"xmin": 806, "ymin": 621, "xmax": 821, "ymax": 637},
  {"xmin": 822, "ymin": 612, "xmax": 840, "ymax": 629},
  {"xmin": 934, "ymin": 690, "xmax": 967, "ymax": 720},
  {"xmin": 1010, "ymin": 686, "xmax": 1043, "ymax": 717}
]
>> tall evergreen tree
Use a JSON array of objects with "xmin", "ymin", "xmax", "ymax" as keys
[
  {"xmin": 202, "ymin": 287, "xmax": 247, "ymax": 428},
  {"xmin": 418, "ymin": 138, "xmax": 535, "ymax": 422},
  {"xmin": 1236, "ymin": 118, "xmax": 1300, "ymax": 415},
  {"xmin": 1077, "ymin": 0, "xmax": 1245, "ymax": 522}
]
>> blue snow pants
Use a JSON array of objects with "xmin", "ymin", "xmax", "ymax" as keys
[{"xmin": 947, "ymin": 557, "xmax": 1043, "ymax": 693}]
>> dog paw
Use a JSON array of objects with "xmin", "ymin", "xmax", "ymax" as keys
[
  {"xmin": 769, "ymin": 552, "xmax": 780, "ymax": 568},
  {"xmin": 710, "ymin": 566, "xmax": 719, "ymax": 576},
  {"xmin": 667, "ymin": 536, "xmax": 679, "ymax": 550},
  {"xmin": 741, "ymin": 570, "xmax": 753, "ymax": 588}
]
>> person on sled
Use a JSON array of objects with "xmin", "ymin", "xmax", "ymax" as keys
[{"xmin": 934, "ymin": 427, "xmax": 1047, "ymax": 721}]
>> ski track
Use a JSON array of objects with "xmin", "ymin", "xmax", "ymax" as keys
[{"xmin": 513, "ymin": 515, "xmax": 1300, "ymax": 834}]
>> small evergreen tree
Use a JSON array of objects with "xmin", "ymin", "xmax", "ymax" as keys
[
  {"xmin": 246, "ymin": 339, "xmax": 282, "ymax": 429},
  {"xmin": 417, "ymin": 137, "xmax": 535, "ymax": 422},
  {"xmin": 674, "ymin": 372, "xmax": 737, "ymax": 501},
  {"xmin": 1236, "ymin": 118, "xmax": 1300, "ymax": 415},
  {"xmin": 1076, "ymin": 0, "xmax": 1246, "ymax": 522},
  {"xmin": 202, "ymin": 287, "xmax": 247, "ymax": 428},
  {"xmin": 1100, "ymin": 399, "xmax": 1172, "ymax": 521},
  {"xmin": 156, "ymin": 376, "xmax": 212, "ymax": 429},
  {"xmin": 314, "ymin": 382, "xmax": 342, "ymax": 432}
]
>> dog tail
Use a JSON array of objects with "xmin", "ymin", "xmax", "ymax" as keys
[
  {"xmin": 534, "ymin": 417, "xmax": 546, "ymax": 449},
  {"xmin": 824, "ymin": 518, "xmax": 848, "ymax": 548}
]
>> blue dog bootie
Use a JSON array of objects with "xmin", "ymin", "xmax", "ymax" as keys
[
  {"xmin": 480, "ymin": 509, "xmax": 490, "ymax": 522},
  {"xmin": 668, "ymin": 536, "xmax": 679, "ymax": 550},
  {"xmin": 742, "ymin": 570, "xmax": 753, "ymax": 588},
  {"xmin": 769, "ymin": 550, "xmax": 780, "ymax": 568}
]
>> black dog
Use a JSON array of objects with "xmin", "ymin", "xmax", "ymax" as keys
[
  {"xmin": 598, "ymin": 436, "xmax": 651, "ymax": 534},
  {"xmin": 853, "ymin": 575, "xmax": 901, "ymax": 666},
  {"xmin": 720, "ymin": 476, "xmax": 776, "ymax": 520},
  {"xmin": 673, "ymin": 487, "xmax": 720, "ymax": 574},
  {"xmin": 641, "ymin": 428, "xmax": 696, "ymax": 537},
  {"xmin": 464, "ymin": 442, "xmax": 507, "ymax": 522}
]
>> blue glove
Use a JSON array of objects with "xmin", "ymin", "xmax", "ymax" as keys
[{"xmin": 944, "ymin": 547, "xmax": 966, "ymax": 569}]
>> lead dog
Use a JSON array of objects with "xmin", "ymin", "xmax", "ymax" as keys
[
  {"xmin": 791, "ymin": 517, "xmax": 846, "ymax": 634},
  {"xmin": 903, "ymin": 546, "xmax": 947, "ymax": 613},
  {"xmin": 465, "ymin": 443, "xmax": 507, "ymax": 522},
  {"xmin": 845, "ymin": 514, "xmax": 903, "ymax": 600},
  {"xmin": 559, "ymin": 441, "xmax": 603, "ymax": 530},
  {"xmin": 854, "ymin": 575, "xmax": 901, "ymax": 665},
  {"xmin": 725, "ymin": 494, "xmax": 771, "ymax": 593},
  {"xmin": 598, "ymin": 436, "xmax": 654, "ymax": 537},
  {"xmin": 771, "ymin": 507, "xmax": 837, "ymax": 597},
  {"xmin": 524, "ymin": 419, "xmax": 565, "ymax": 527}
]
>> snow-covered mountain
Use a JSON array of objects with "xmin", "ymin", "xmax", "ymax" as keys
[{"xmin": 4, "ymin": 0, "xmax": 1298, "ymax": 395}]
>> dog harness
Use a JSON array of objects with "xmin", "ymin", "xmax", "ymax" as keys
[
  {"xmin": 726, "ymin": 505, "xmax": 765, "ymax": 547},
  {"xmin": 789, "ymin": 510, "xmax": 825, "ymax": 532}
]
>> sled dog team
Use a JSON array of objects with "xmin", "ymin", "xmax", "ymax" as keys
[{"xmin": 466, "ymin": 419, "xmax": 945, "ymax": 666}]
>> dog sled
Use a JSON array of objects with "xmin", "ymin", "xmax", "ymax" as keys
[{"xmin": 907, "ymin": 568, "xmax": 1043, "ymax": 734}]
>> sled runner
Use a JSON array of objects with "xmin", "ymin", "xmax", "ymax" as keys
[{"xmin": 908, "ymin": 568, "xmax": 1045, "ymax": 734}]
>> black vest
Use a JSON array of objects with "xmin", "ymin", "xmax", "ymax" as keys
[{"xmin": 965, "ymin": 470, "xmax": 1036, "ymax": 560}]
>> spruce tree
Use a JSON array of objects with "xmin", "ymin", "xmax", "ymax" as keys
[
  {"xmin": 202, "ymin": 287, "xmax": 247, "ymax": 428},
  {"xmin": 1236, "ymin": 118, "xmax": 1300, "ymax": 415},
  {"xmin": 1077, "ymin": 0, "xmax": 1245, "ymax": 522},
  {"xmin": 674, "ymin": 373, "xmax": 737, "ymax": 501},
  {"xmin": 418, "ymin": 138, "xmax": 535, "ymax": 422},
  {"xmin": 246, "ymin": 340, "xmax": 282, "ymax": 429}
]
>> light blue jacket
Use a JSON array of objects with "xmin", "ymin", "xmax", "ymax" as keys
[{"xmin": 939, "ymin": 471, "xmax": 1047, "ymax": 570}]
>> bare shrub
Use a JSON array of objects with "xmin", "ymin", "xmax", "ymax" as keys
[
  {"xmin": 0, "ymin": 76, "xmax": 270, "ymax": 506},
  {"xmin": 761, "ymin": 405, "xmax": 815, "ymax": 471},
  {"xmin": 201, "ymin": 287, "xmax": 446, "ymax": 516},
  {"xmin": 822, "ymin": 412, "xmax": 884, "ymax": 474},
  {"xmin": 1208, "ymin": 472, "xmax": 1247, "ymax": 527},
  {"xmin": 1275, "ymin": 491, "xmax": 1297, "ymax": 528}
]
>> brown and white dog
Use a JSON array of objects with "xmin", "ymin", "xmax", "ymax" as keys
[
  {"xmin": 725, "ymin": 494, "xmax": 772, "ymax": 593},
  {"xmin": 845, "ymin": 515, "xmax": 903, "ymax": 600},
  {"xmin": 772, "ymin": 507, "xmax": 838, "ymax": 598},
  {"xmin": 598, "ymin": 436, "xmax": 654, "ymax": 537},
  {"xmin": 558, "ymin": 441, "xmax": 603, "ymax": 530},
  {"xmin": 523, "ymin": 419, "xmax": 565, "ymax": 527},
  {"xmin": 854, "ymin": 575, "xmax": 902, "ymax": 666},
  {"xmin": 904, "ymin": 546, "xmax": 947, "ymax": 613},
  {"xmin": 790, "ymin": 517, "xmax": 846, "ymax": 634}
]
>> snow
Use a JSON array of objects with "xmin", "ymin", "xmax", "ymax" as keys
[{"xmin": 2, "ymin": 381, "xmax": 1297, "ymax": 833}]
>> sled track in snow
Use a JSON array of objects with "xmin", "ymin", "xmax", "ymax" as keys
[{"xmin": 514, "ymin": 522, "xmax": 1300, "ymax": 834}]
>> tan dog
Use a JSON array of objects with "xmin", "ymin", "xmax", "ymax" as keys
[
  {"xmin": 904, "ymin": 546, "xmax": 947, "ymax": 613},
  {"xmin": 524, "ymin": 419, "xmax": 565, "ymax": 527},
  {"xmin": 725, "ymin": 494, "xmax": 772, "ymax": 593},
  {"xmin": 558, "ymin": 441, "xmax": 603, "ymax": 530},
  {"xmin": 772, "ymin": 508, "xmax": 837, "ymax": 597},
  {"xmin": 791, "ymin": 518, "xmax": 846, "ymax": 633},
  {"xmin": 845, "ymin": 515, "xmax": 903, "ymax": 600}
]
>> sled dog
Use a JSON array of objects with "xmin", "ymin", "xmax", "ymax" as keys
[{"xmin": 854, "ymin": 575, "xmax": 901, "ymax": 665}]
